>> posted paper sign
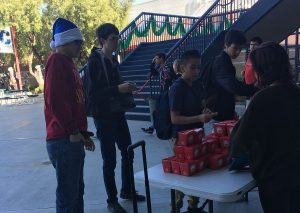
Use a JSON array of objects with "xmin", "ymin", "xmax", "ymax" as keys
[{"xmin": 0, "ymin": 27, "xmax": 13, "ymax": 54}]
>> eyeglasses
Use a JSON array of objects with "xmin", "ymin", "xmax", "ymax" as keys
[{"xmin": 107, "ymin": 36, "xmax": 120, "ymax": 41}]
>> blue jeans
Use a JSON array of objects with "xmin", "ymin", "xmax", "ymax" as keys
[
  {"xmin": 94, "ymin": 114, "xmax": 132, "ymax": 204},
  {"xmin": 47, "ymin": 138, "xmax": 85, "ymax": 213}
]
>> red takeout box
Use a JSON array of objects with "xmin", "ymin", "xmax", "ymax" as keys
[
  {"xmin": 192, "ymin": 128, "xmax": 204, "ymax": 144},
  {"xmin": 178, "ymin": 130, "xmax": 195, "ymax": 146},
  {"xmin": 174, "ymin": 145, "xmax": 185, "ymax": 160},
  {"xmin": 162, "ymin": 156, "xmax": 176, "ymax": 173},
  {"xmin": 208, "ymin": 153, "xmax": 225, "ymax": 169},
  {"xmin": 180, "ymin": 160, "xmax": 199, "ymax": 176},
  {"xmin": 219, "ymin": 136, "xmax": 230, "ymax": 148},
  {"xmin": 171, "ymin": 159, "xmax": 182, "ymax": 174},
  {"xmin": 213, "ymin": 123, "xmax": 227, "ymax": 137},
  {"xmin": 184, "ymin": 144, "xmax": 202, "ymax": 160}
]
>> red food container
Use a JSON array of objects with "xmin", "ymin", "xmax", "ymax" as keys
[
  {"xmin": 197, "ymin": 156, "xmax": 208, "ymax": 171},
  {"xmin": 219, "ymin": 136, "xmax": 230, "ymax": 148},
  {"xmin": 205, "ymin": 139, "xmax": 218, "ymax": 153},
  {"xmin": 184, "ymin": 144, "xmax": 201, "ymax": 160},
  {"xmin": 208, "ymin": 154, "xmax": 224, "ymax": 169},
  {"xmin": 162, "ymin": 156, "xmax": 176, "ymax": 173},
  {"xmin": 193, "ymin": 128, "xmax": 204, "ymax": 144},
  {"xmin": 206, "ymin": 133, "xmax": 219, "ymax": 141},
  {"xmin": 180, "ymin": 160, "xmax": 198, "ymax": 176},
  {"xmin": 226, "ymin": 123, "xmax": 236, "ymax": 136},
  {"xmin": 174, "ymin": 145, "xmax": 185, "ymax": 160},
  {"xmin": 213, "ymin": 123, "xmax": 227, "ymax": 137},
  {"xmin": 178, "ymin": 130, "xmax": 195, "ymax": 146},
  {"xmin": 171, "ymin": 159, "xmax": 181, "ymax": 174},
  {"xmin": 199, "ymin": 143, "xmax": 208, "ymax": 156}
]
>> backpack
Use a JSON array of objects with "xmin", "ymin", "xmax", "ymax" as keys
[
  {"xmin": 153, "ymin": 90, "xmax": 172, "ymax": 140},
  {"xmin": 199, "ymin": 58, "xmax": 218, "ymax": 111}
]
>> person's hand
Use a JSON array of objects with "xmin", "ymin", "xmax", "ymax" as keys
[
  {"xmin": 118, "ymin": 82, "xmax": 137, "ymax": 93},
  {"xmin": 198, "ymin": 112, "xmax": 218, "ymax": 123},
  {"xmin": 84, "ymin": 137, "xmax": 95, "ymax": 152},
  {"xmin": 69, "ymin": 132, "xmax": 85, "ymax": 143}
]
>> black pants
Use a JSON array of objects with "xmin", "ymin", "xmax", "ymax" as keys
[
  {"xmin": 258, "ymin": 178, "xmax": 300, "ymax": 213},
  {"xmin": 94, "ymin": 114, "xmax": 132, "ymax": 204}
]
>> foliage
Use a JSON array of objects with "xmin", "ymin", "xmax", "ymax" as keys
[
  {"xmin": 34, "ymin": 85, "xmax": 44, "ymax": 93},
  {"xmin": 0, "ymin": 0, "xmax": 133, "ymax": 68}
]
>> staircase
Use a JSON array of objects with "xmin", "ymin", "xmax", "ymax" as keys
[
  {"xmin": 118, "ymin": 12, "xmax": 198, "ymax": 121},
  {"xmin": 120, "ymin": 39, "xmax": 178, "ymax": 121}
]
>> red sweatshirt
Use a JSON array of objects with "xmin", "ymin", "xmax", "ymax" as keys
[
  {"xmin": 244, "ymin": 57, "xmax": 257, "ymax": 85},
  {"xmin": 44, "ymin": 53, "xmax": 87, "ymax": 140}
]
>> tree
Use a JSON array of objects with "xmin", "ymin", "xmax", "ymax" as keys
[{"xmin": 0, "ymin": 0, "xmax": 132, "ymax": 88}]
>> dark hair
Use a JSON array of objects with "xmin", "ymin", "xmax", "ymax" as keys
[
  {"xmin": 224, "ymin": 30, "xmax": 247, "ymax": 46},
  {"xmin": 250, "ymin": 36, "xmax": 263, "ymax": 45},
  {"xmin": 180, "ymin": 49, "xmax": 201, "ymax": 65},
  {"xmin": 155, "ymin": 52, "xmax": 166, "ymax": 61},
  {"xmin": 96, "ymin": 23, "xmax": 119, "ymax": 46},
  {"xmin": 249, "ymin": 41, "xmax": 292, "ymax": 87}
]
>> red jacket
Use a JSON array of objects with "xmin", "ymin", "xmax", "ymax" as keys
[
  {"xmin": 44, "ymin": 53, "xmax": 87, "ymax": 140},
  {"xmin": 244, "ymin": 57, "xmax": 257, "ymax": 85}
]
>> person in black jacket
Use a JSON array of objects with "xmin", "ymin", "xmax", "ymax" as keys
[
  {"xmin": 205, "ymin": 30, "xmax": 257, "ymax": 134},
  {"xmin": 230, "ymin": 42, "xmax": 300, "ymax": 213},
  {"xmin": 86, "ymin": 23, "xmax": 145, "ymax": 213}
]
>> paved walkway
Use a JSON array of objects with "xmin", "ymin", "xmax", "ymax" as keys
[{"xmin": 0, "ymin": 102, "xmax": 263, "ymax": 213}]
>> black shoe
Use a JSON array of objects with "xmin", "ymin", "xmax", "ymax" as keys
[
  {"xmin": 120, "ymin": 191, "xmax": 146, "ymax": 202},
  {"xmin": 141, "ymin": 127, "xmax": 154, "ymax": 134},
  {"xmin": 107, "ymin": 201, "xmax": 127, "ymax": 213}
]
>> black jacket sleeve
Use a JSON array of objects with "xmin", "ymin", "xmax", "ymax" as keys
[{"xmin": 213, "ymin": 54, "xmax": 257, "ymax": 96}]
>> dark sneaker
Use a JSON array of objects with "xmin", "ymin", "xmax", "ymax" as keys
[
  {"xmin": 107, "ymin": 201, "xmax": 127, "ymax": 213},
  {"xmin": 141, "ymin": 127, "xmax": 154, "ymax": 134},
  {"xmin": 120, "ymin": 191, "xmax": 146, "ymax": 202}
]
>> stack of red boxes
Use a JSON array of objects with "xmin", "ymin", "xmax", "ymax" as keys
[{"xmin": 162, "ymin": 120, "xmax": 238, "ymax": 176}]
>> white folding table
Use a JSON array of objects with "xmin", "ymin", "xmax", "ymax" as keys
[{"xmin": 135, "ymin": 164, "xmax": 257, "ymax": 213}]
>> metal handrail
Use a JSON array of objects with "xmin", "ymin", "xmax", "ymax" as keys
[
  {"xmin": 118, "ymin": 12, "xmax": 199, "ymax": 59},
  {"xmin": 165, "ymin": 0, "xmax": 259, "ymax": 66}
]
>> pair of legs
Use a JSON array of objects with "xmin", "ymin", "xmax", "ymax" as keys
[
  {"xmin": 47, "ymin": 138, "xmax": 85, "ymax": 213},
  {"xmin": 94, "ymin": 114, "xmax": 132, "ymax": 204}
]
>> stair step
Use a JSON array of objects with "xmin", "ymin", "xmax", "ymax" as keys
[{"xmin": 125, "ymin": 112, "xmax": 150, "ymax": 121}]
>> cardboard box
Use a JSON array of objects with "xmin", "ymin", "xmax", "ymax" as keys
[
  {"xmin": 178, "ymin": 130, "xmax": 195, "ymax": 146},
  {"xmin": 226, "ymin": 122, "xmax": 237, "ymax": 136},
  {"xmin": 171, "ymin": 159, "xmax": 181, "ymax": 174},
  {"xmin": 213, "ymin": 123, "xmax": 227, "ymax": 137},
  {"xmin": 193, "ymin": 128, "xmax": 204, "ymax": 144},
  {"xmin": 197, "ymin": 156, "xmax": 208, "ymax": 171},
  {"xmin": 205, "ymin": 139, "xmax": 218, "ymax": 153},
  {"xmin": 219, "ymin": 136, "xmax": 230, "ymax": 148},
  {"xmin": 180, "ymin": 160, "xmax": 198, "ymax": 176},
  {"xmin": 208, "ymin": 154, "xmax": 224, "ymax": 169},
  {"xmin": 184, "ymin": 144, "xmax": 201, "ymax": 160},
  {"xmin": 162, "ymin": 156, "xmax": 176, "ymax": 173},
  {"xmin": 174, "ymin": 145, "xmax": 185, "ymax": 160}
]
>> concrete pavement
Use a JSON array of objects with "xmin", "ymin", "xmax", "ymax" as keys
[{"xmin": 0, "ymin": 101, "xmax": 263, "ymax": 213}]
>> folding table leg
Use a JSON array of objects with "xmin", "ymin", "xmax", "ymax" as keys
[
  {"xmin": 208, "ymin": 200, "xmax": 214, "ymax": 213},
  {"xmin": 171, "ymin": 189, "xmax": 176, "ymax": 213}
]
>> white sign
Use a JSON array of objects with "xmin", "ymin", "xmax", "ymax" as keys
[{"xmin": 0, "ymin": 27, "xmax": 14, "ymax": 54}]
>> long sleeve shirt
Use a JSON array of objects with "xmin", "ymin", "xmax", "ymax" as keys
[{"xmin": 44, "ymin": 53, "xmax": 87, "ymax": 140}]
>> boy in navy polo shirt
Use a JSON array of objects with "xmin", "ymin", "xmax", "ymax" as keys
[{"xmin": 169, "ymin": 50, "xmax": 217, "ymax": 213}]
